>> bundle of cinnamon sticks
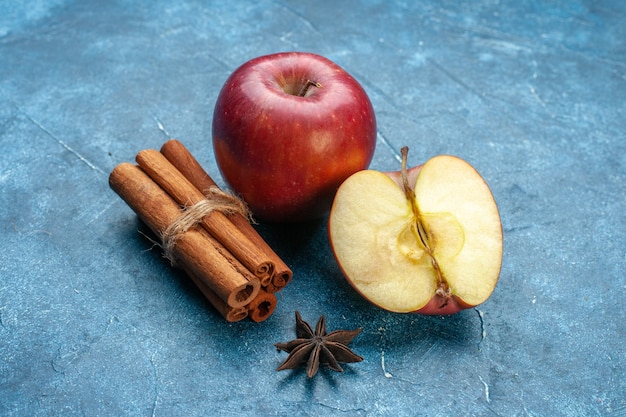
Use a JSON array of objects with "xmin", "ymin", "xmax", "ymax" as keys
[{"xmin": 109, "ymin": 139, "xmax": 292, "ymax": 322}]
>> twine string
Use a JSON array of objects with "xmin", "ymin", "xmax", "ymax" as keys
[{"xmin": 160, "ymin": 186, "xmax": 252, "ymax": 265}]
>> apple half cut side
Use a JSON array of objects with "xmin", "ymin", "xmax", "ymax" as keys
[{"xmin": 329, "ymin": 148, "xmax": 503, "ymax": 314}]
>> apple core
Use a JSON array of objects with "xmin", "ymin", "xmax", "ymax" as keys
[{"xmin": 399, "ymin": 147, "xmax": 454, "ymax": 307}]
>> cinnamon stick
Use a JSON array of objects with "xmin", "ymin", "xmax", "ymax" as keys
[
  {"xmin": 109, "ymin": 162, "xmax": 260, "ymax": 308},
  {"xmin": 181, "ymin": 264, "xmax": 248, "ymax": 322},
  {"xmin": 246, "ymin": 289, "xmax": 277, "ymax": 323},
  {"xmin": 136, "ymin": 149, "xmax": 275, "ymax": 285},
  {"xmin": 160, "ymin": 139, "xmax": 293, "ymax": 292}
]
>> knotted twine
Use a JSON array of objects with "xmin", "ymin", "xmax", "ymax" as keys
[{"xmin": 160, "ymin": 186, "xmax": 253, "ymax": 265}]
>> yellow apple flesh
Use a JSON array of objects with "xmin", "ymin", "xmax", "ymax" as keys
[{"xmin": 328, "ymin": 152, "xmax": 502, "ymax": 314}]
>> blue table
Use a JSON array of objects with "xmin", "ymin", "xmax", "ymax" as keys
[{"xmin": 1, "ymin": 1, "xmax": 624, "ymax": 415}]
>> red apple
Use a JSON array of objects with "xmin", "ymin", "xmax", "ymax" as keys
[
  {"xmin": 212, "ymin": 52, "xmax": 376, "ymax": 223},
  {"xmin": 329, "ymin": 147, "xmax": 503, "ymax": 315}
]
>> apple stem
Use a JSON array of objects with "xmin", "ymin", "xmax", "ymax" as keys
[
  {"xmin": 400, "ymin": 147, "xmax": 413, "ymax": 200},
  {"xmin": 297, "ymin": 80, "xmax": 322, "ymax": 97},
  {"xmin": 400, "ymin": 146, "xmax": 452, "ymax": 308}
]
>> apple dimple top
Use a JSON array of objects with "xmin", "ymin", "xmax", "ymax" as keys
[{"xmin": 231, "ymin": 52, "xmax": 370, "ymax": 113}]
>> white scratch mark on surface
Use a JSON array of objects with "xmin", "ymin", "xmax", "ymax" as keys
[
  {"xmin": 0, "ymin": 305, "xmax": 7, "ymax": 328},
  {"xmin": 381, "ymin": 350, "xmax": 393, "ymax": 378},
  {"xmin": 150, "ymin": 352, "xmax": 159, "ymax": 417},
  {"xmin": 480, "ymin": 38, "xmax": 533, "ymax": 55},
  {"xmin": 0, "ymin": 169, "xmax": 11, "ymax": 184},
  {"xmin": 529, "ymin": 85, "xmax": 547, "ymax": 108},
  {"xmin": 85, "ymin": 200, "xmax": 117, "ymax": 226},
  {"xmin": 476, "ymin": 308, "xmax": 486, "ymax": 350},
  {"xmin": 153, "ymin": 114, "xmax": 171, "ymax": 138},
  {"xmin": 377, "ymin": 131, "xmax": 402, "ymax": 163},
  {"xmin": 17, "ymin": 106, "xmax": 106, "ymax": 175},
  {"xmin": 479, "ymin": 375, "xmax": 491, "ymax": 403},
  {"xmin": 417, "ymin": 340, "xmax": 439, "ymax": 367}
]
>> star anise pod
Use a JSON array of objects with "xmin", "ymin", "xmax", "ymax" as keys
[{"xmin": 275, "ymin": 311, "xmax": 363, "ymax": 378}]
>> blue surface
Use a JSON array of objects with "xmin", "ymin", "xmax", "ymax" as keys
[{"xmin": 1, "ymin": 1, "xmax": 625, "ymax": 416}]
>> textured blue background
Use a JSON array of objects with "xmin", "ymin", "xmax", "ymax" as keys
[{"xmin": 1, "ymin": 1, "xmax": 624, "ymax": 416}]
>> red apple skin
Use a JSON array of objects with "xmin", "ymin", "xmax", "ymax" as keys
[
  {"xmin": 383, "ymin": 165, "xmax": 422, "ymax": 190},
  {"xmin": 212, "ymin": 52, "xmax": 376, "ymax": 223},
  {"xmin": 414, "ymin": 293, "xmax": 474, "ymax": 315}
]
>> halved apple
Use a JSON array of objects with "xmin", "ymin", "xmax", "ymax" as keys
[{"xmin": 328, "ymin": 147, "xmax": 502, "ymax": 314}]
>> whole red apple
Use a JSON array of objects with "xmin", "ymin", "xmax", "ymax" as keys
[{"xmin": 212, "ymin": 52, "xmax": 376, "ymax": 222}]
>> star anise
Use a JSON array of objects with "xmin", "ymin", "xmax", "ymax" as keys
[{"xmin": 275, "ymin": 311, "xmax": 363, "ymax": 378}]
